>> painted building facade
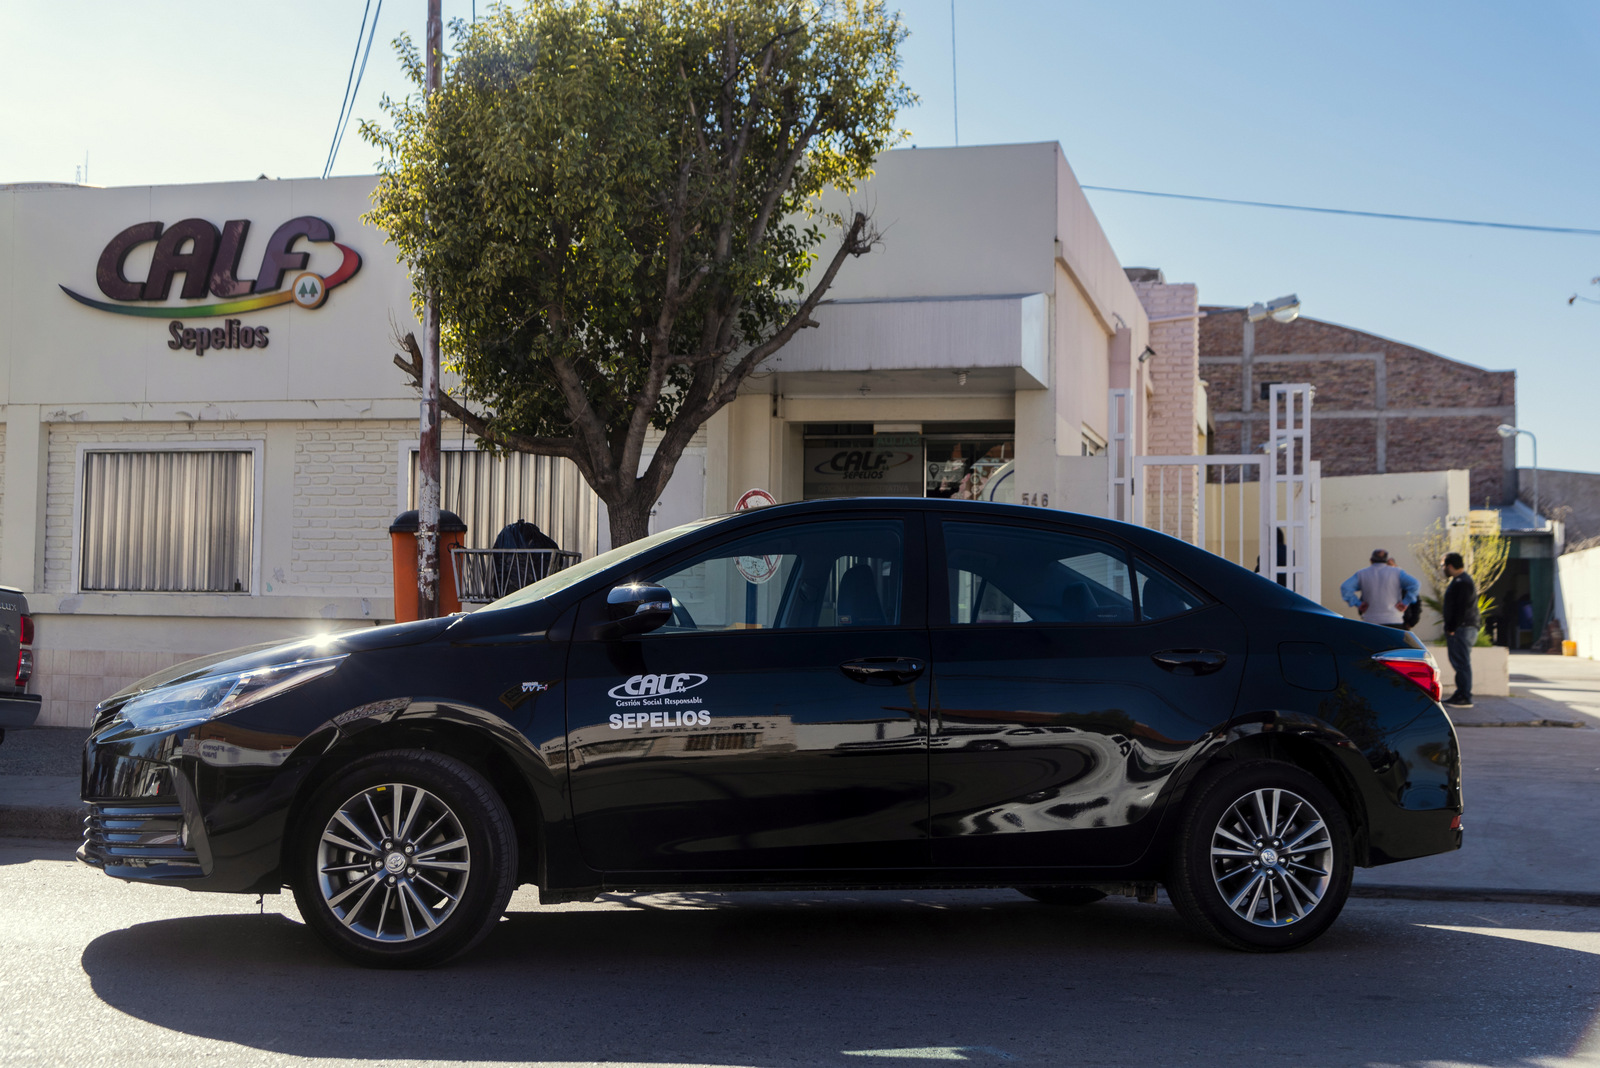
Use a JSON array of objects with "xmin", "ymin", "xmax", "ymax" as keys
[{"xmin": 1, "ymin": 143, "xmax": 1205, "ymax": 726}]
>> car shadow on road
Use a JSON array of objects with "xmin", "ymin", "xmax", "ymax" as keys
[{"xmin": 81, "ymin": 894, "xmax": 1600, "ymax": 1066}]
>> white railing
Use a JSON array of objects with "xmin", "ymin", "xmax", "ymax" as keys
[
  {"xmin": 1266, "ymin": 384, "xmax": 1317, "ymax": 596},
  {"xmin": 1107, "ymin": 388, "xmax": 1134, "ymax": 522},
  {"xmin": 1133, "ymin": 454, "xmax": 1268, "ymax": 569},
  {"xmin": 1130, "ymin": 383, "xmax": 1320, "ymax": 598}
]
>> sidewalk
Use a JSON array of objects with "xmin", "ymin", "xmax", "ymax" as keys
[
  {"xmin": 0, "ymin": 726, "xmax": 86, "ymax": 840},
  {"xmin": 6, "ymin": 653, "xmax": 1600, "ymax": 904}
]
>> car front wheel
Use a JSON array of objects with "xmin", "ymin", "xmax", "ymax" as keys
[
  {"xmin": 292, "ymin": 749, "xmax": 517, "ymax": 968},
  {"xmin": 1167, "ymin": 759, "xmax": 1352, "ymax": 951}
]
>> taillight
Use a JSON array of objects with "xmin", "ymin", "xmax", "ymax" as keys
[
  {"xmin": 15, "ymin": 648, "xmax": 32, "ymax": 687},
  {"xmin": 1375, "ymin": 651, "xmax": 1440, "ymax": 702},
  {"xmin": 19, "ymin": 614, "xmax": 32, "ymax": 646}
]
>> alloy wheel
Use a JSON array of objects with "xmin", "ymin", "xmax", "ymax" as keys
[
  {"xmin": 314, "ymin": 782, "xmax": 472, "ymax": 942},
  {"xmin": 1209, "ymin": 787, "xmax": 1333, "ymax": 927}
]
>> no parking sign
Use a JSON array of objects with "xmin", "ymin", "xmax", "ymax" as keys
[{"xmin": 734, "ymin": 489, "xmax": 778, "ymax": 584}]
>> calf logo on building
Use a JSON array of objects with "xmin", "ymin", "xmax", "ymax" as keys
[
  {"xmin": 59, "ymin": 216, "xmax": 361, "ymax": 320},
  {"xmin": 811, "ymin": 449, "xmax": 916, "ymax": 480}
]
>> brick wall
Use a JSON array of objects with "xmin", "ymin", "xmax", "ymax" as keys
[
  {"xmin": 1200, "ymin": 309, "xmax": 1515, "ymax": 504},
  {"xmin": 1133, "ymin": 281, "xmax": 1202, "ymax": 458},
  {"xmin": 1132, "ymin": 281, "xmax": 1203, "ymax": 539},
  {"xmin": 293, "ymin": 420, "xmax": 415, "ymax": 593}
]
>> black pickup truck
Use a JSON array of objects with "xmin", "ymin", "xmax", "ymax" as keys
[{"xmin": 0, "ymin": 586, "xmax": 38, "ymax": 744}]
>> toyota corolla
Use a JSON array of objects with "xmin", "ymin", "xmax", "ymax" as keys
[{"xmin": 80, "ymin": 498, "xmax": 1460, "ymax": 967}]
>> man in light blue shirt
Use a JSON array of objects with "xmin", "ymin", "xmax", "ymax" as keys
[{"xmin": 1339, "ymin": 549, "xmax": 1419, "ymax": 629}]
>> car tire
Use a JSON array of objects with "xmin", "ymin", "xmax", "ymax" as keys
[
  {"xmin": 1166, "ymin": 759, "xmax": 1352, "ymax": 952},
  {"xmin": 291, "ymin": 749, "xmax": 517, "ymax": 968},
  {"xmin": 1016, "ymin": 886, "xmax": 1107, "ymax": 906}
]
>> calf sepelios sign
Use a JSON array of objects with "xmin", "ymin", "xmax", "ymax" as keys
[{"xmin": 59, "ymin": 215, "xmax": 361, "ymax": 355}]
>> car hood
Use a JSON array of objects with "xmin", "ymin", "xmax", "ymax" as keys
[{"xmin": 99, "ymin": 615, "xmax": 462, "ymax": 707}]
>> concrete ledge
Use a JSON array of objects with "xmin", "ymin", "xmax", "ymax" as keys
[
  {"xmin": 1434, "ymin": 644, "xmax": 1510, "ymax": 696},
  {"xmin": 0, "ymin": 802, "xmax": 84, "ymax": 841}
]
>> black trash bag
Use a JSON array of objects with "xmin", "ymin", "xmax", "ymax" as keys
[{"xmin": 490, "ymin": 521, "xmax": 561, "ymax": 596}]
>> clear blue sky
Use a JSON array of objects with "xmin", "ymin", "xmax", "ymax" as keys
[{"xmin": 5, "ymin": 1, "xmax": 1597, "ymax": 475}]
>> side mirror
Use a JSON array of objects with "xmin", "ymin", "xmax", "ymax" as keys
[{"xmin": 602, "ymin": 582, "xmax": 674, "ymax": 638}]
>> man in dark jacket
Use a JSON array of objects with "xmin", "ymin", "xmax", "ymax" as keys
[{"xmin": 1441, "ymin": 552, "xmax": 1480, "ymax": 707}]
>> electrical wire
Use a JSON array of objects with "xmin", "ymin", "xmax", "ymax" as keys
[
  {"xmin": 323, "ymin": 0, "xmax": 385, "ymax": 180},
  {"xmin": 1079, "ymin": 184, "xmax": 1600, "ymax": 238},
  {"xmin": 950, "ymin": 0, "xmax": 958, "ymax": 147},
  {"xmin": 323, "ymin": 0, "xmax": 373, "ymax": 180}
]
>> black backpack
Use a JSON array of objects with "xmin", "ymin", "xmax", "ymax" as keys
[{"xmin": 1402, "ymin": 601, "xmax": 1422, "ymax": 630}]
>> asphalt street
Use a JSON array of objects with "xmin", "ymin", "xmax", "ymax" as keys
[{"xmin": 3, "ymin": 835, "xmax": 1600, "ymax": 1068}]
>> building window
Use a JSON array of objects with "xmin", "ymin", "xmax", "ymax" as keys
[
  {"xmin": 407, "ymin": 448, "xmax": 600, "ymax": 555},
  {"xmin": 80, "ymin": 450, "xmax": 255, "ymax": 592},
  {"xmin": 801, "ymin": 422, "xmax": 1015, "ymax": 501}
]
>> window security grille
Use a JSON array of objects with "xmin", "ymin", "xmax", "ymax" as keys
[
  {"xmin": 81, "ymin": 450, "xmax": 254, "ymax": 592},
  {"xmin": 408, "ymin": 449, "xmax": 600, "ymax": 555}
]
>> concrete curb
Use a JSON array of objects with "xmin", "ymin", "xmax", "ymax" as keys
[
  {"xmin": 0, "ymin": 803, "xmax": 84, "ymax": 842},
  {"xmin": 1351, "ymin": 884, "xmax": 1600, "ymax": 909}
]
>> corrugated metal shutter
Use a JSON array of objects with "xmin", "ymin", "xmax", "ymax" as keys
[
  {"xmin": 409, "ymin": 450, "xmax": 599, "ymax": 555},
  {"xmin": 81, "ymin": 451, "xmax": 254, "ymax": 592}
]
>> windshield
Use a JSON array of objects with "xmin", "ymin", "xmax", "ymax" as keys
[{"xmin": 476, "ymin": 515, "xmax": 728, "ymax": 613}]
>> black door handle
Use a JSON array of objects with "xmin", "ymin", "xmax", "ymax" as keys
[
  {"xmin": 1151, "ymin": 649, "xmax": 1228, "ymax": 676},
  {"xmin": 840, "ymin": 658, "xmax": 926, "ymax": 687}
]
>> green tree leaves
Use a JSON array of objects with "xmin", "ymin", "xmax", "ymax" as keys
[{"xmin": 366, "ymin": 0, "xmax": 912, "ymax": 544}]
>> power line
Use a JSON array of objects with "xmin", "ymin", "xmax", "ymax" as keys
[
  {"xmin": 1079, "ymin": 184, "xmax": 1600, "ymax": 237},
  {"xmin": 324, "ymin": 0, "xmax": 385, "ymax": 180},
  {"xmin": 949, "ymin": 0, "xmax": 959, "ymax": 147},
  {"xmin": 323, "ymin": 0, "xmax": 373, "ymax": 180}
]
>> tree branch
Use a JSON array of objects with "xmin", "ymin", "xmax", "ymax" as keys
[{"xmin": 392, "ymin": 333, "xmax": 590, "ymax": 480}]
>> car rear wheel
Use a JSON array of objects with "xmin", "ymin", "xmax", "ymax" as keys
[
  {"xmin": 1167, "ymin": 759, "xmax": 1352, "ymax": 952},
  {"xmin": 292, "ymin": 749, "xmax": 517, "ymax": 968},
  {"xmin": 1016, "ymin": 886, "xmax": 1107, "ymax": 906}
]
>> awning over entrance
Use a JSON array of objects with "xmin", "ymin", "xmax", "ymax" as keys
[{"xmin": 763, "ymin": 293, "xmax": 1048, "ymax": 390}]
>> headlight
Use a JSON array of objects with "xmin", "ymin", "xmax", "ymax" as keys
[{"xmin": 121, "ymin": 656, "xmax": 346, "ymax": 731}]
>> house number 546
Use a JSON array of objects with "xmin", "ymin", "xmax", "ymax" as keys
[{"xmin": 1021, "ymin": 492, "xmax": 1049, "ymax": 507}]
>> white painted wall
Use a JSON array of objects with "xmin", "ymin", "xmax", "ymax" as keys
[
  {"xmin": 0, "ymin": 177, "xmax": 416, "ymax": 408},
  {"xmin": 1319, "ymin": 469, "xmax": 1470, "ymax": 639},
  {"xmin": 1557, "ymin": 545, "xmax": 1600, "ymax": 659}
]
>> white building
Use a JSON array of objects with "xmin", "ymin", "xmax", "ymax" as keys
[{"xmin": 1, "ymin": 143, "xmax": 1205, "ymax": 726}]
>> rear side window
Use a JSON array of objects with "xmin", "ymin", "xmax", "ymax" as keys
[
  {"xmin": 1134, "ymin": 559, "xmax": 1206, "ymax": 620},
  {"xmin": 942, "ymin": 522, "xmax": 1134, "ymax": 625}
]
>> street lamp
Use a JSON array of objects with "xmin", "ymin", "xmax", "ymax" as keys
[
  {"xmin": 1497, "ymin": 423, "xmax": 1539, "ymax": 524},
  {"xmin": 1247, "ymin": 294, "xmax": 1301, "ymax": 324}
]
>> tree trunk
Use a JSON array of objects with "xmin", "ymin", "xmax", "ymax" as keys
[{"xmin": 606, "ymin": 495, "xmax": 654, "ymax": 550}]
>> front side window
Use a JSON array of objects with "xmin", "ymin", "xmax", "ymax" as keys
[
  {"xmin": 81, "ymin": 450, "xmax": 254, "ymax": 592},
  {"xmin": 646, "ymin": 520, "xmax": 905, "ymax": 634},
  {"xmin": 943, "ymin": 521, "xmax": 1133, "ymax": 625}
]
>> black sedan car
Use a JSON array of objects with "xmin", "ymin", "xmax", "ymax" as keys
[{"xmin": 81, "ymin": 498, "xmax": 1460, "ymax": 967}]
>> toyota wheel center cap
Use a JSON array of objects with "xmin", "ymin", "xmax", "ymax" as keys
[
  {"xmin": 1260, "ymin": 847, "xmax": 1280, "ymax": 866},
  {"xmin": 384, "ymin": 852, "xmax": 407, "ymax": 874}
]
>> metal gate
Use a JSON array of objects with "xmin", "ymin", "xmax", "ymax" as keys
[{"xmin": 1129, "ymin": 384, "xmax": 1320, "ymax": 597}]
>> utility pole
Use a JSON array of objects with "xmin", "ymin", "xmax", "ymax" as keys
[{"xmin": 417, "ymin": 0, "xmax": 444, "ymax": 618}]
